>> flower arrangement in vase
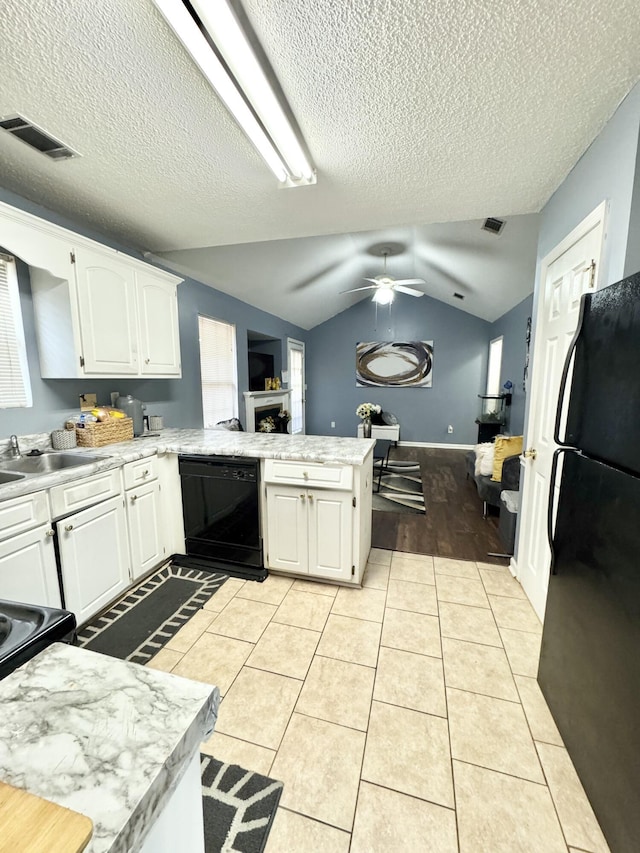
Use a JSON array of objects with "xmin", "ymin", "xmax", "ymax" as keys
[{"xmin": 356, "ymin": 402, "xmax": 381, "ymax": 438}]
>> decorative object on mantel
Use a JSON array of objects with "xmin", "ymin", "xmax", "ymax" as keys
[
  {"xmin": 356, "ymin": 341, "xmax": 433, "ymax": 387},
  {"xmin": 356, "ymin": 402, "xmax": 381, "ymax": 438}
]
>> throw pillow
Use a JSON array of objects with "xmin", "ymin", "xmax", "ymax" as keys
[
  {"xmin": 474, "ymin": 443, "xmax": 494, "ymax": 477},
  {"xmin": 491, "ymin": 435, "xmax": 524, "ymax": 481}
]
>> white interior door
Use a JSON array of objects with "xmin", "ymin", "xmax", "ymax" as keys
[
  {"xmin": 287, "ymin": 338, "xmax": 306, "ymax": 434},
  {"xmin": 517, "ymin": 202, "xmax": 606, "ymax": 620}
]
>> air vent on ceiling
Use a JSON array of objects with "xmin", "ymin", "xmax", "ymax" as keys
[
  {"xmin": 482, "ymin": 217, "xmax": 505, "ymax": 235},
  {"xmin": 0, "ymin": 114, "xmax": 79, "ymax": 161},
  {"xmin": 453, "ymin": 292, "xmax": 465, "ymax": 300}
]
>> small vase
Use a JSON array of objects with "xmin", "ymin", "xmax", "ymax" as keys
[{"xmin": 363, "ymin": 417, "xmax": 372, "ymax": 438}]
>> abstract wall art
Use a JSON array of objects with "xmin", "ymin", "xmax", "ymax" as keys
[{"xmin": 356, "ymin": 341, "xmax": 434, "ymax": 388}]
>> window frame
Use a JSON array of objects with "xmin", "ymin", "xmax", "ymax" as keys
[{"xmin": 198, "ymin": 314, "xmax": 238, "ymax": 428}]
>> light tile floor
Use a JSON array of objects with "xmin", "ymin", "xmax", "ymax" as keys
[{"xmin": 146, "ymin": 550, "xmax": 610, "ymax": 853}]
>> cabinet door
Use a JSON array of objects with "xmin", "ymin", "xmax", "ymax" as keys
[
  {"xmin": 58, "ymin": 496, "xmax": 130, "ymax": 625},
  {"xmin": 307, "ymin": 489, "xmax": 353, "ymax": 582},
  {"xmin": 137, "ymin": 272, "xmax": 181, "ymax": 376},
  {"xmin": 74, "ymin": 247, "xmax": 138, "ymax": 374},
  {"xmin": 265, "ymin": 485, "xmax": 308, "ymax": 574},
  {"xmin": 126, "ymin": 481, "xmax": 165, "ymax": 580},
  {"xmin": 0, "ymin": 524, "xmax": 61, "ymax": 608}
]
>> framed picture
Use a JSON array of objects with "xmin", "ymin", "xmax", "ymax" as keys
[{"xmin": 356, "ymin": 341, "xmax": 433, "ymax": 388}]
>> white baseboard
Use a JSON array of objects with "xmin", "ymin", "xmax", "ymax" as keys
[
  {"xmin": 509, "ymin": 556, "xmax": 518, "ymax": 578},
  {"xmin": 398, "ymin": 441, "xmax": 474, "ymax": 451}
]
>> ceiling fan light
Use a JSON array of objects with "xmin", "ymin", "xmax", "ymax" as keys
[{"xmin": 373, "ymin": 288, "xmax": 394, "ymax": 305}]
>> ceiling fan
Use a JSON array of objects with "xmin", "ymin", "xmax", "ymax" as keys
[{"xmin": 341, "ymin": 249, "xmax": 427, "ymax": 304}]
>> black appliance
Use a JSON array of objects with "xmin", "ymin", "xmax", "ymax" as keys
[
  {"xmin": 248, "ymin": 351, "xmax": 275, "ymax": 392},
  {"xmin": 0, "ymin": 600, "xmax": 76, "ymax": 680},
  {"xmin": 175, "ymin": 455, "xmax": 267, "ymax": 581},
  {"xmin": 538, "ymin": 271, "xmax": 640, "ymax": 853}
]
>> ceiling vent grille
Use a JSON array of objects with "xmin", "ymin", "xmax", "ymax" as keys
[
  {"xmin": 0, "ymin": 115, "xmax": 79, "ymax": 161},
  {"xmin": 482, "ymin": 217, "xmax": 505, "ymax": 235}
]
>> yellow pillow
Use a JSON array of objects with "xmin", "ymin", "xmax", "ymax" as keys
[{"xmin": 491, "ymin": 435, "xmax": 523, "ymax": 482}]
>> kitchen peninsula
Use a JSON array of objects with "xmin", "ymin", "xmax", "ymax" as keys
[
  {"xmin": 0, "ymin": 430, "xmax": 375, "ymax": 623},
  {"xmin": 0, "ymin": 643, "xmax": 218, "ymax": 853}
]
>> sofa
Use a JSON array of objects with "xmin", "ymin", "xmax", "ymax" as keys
[{"xmin": 465, "ymin": 450, "xmax": 521, "ymax": 517}]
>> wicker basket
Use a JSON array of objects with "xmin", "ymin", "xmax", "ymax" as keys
[{"xmin": 75, "ymin": 417, "xmax": 134, "ymax": 447}]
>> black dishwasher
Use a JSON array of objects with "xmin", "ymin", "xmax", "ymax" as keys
[{"xmin": 175, "ymin": 455, "xmax": 266, "ymax": 581}]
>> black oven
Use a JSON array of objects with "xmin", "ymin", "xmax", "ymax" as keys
[{"xmin": 175, "ymin": 455, "xmax": 266, "ymax": 581}]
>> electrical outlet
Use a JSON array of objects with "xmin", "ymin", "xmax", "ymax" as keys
[
  {"xmin": 447, "ymin": 424, "xmax": 454, "ymax": 434},
  {"xmin": 331, "ymin": 421, "xmax": 336, "ymax": 428}
]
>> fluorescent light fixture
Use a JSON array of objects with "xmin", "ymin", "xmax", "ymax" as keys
[
  {"xmin": 153, "ymin": 0, "xmax": 315, "ymax": 186},
  {"xmin": 373, "ymin": 287, "xmax": 394, "ymax": 305}
]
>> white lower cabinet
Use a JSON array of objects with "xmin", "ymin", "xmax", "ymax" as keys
[
  {"xmin": 0, "ymin": 523, "xmax": 61, "ymax": 608},
  {"xmin": 126, "ymin": 480, "xmax": 165, "ymax": 580},
  {"xmin": 57, "ymin": 495, "xmax": 130, "ymax": 625},
  {"xmin": 265, "ymin": 485, "xmax": 354, "ymax": 582}
]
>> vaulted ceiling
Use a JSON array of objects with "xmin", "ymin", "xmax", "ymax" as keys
[{"xmin": 1, "ymin": 1, "xmax": 639, "ymax": 327}]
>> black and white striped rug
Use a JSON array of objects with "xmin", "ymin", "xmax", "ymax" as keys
[
  {"xmin": 77, "ymin": 562, "xmax": 229, "ymax": 664},
  {"xmin": 372, "ymin": 462, "xmax": 426, "ymax": 515}
]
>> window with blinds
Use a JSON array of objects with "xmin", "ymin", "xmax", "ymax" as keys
[
  {"xmin": 199, "ymin": 315, "xmax": 238, "ymax": 428},
  {"xmin": 0, "ymin": 255, "xmax": 32, "ymax": 409}
]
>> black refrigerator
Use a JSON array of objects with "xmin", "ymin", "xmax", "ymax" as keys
[{"xmin": 538, "ymin": 271, "xmax": 640, "ymax": 853}]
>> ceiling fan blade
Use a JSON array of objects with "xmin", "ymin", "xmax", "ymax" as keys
[
  {"xmin": 395, "ymin": 285, "xmax": 425, "ymax": 297},
  {"xmin": 340, "ymin": 285, "xmax": 377, "ymax": 294},
  {"xmin": 363, "ymin": 277, "xmax": 381, "ymax": 284},
  {"xmin": 393, "ymin": 278, "xmax": 426, "ymax": 286}
]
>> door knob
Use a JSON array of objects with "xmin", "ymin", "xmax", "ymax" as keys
[
  {"xmin": 64, "ymin": 524, "xmax": 74, "ymax": 532},
  {"xmin": 45, "ymin": 529, "xmax": 55, "ymax": 537},
  {"xmin": 524, "ymin": 448, "xmax": 537, "ymax": 460}
]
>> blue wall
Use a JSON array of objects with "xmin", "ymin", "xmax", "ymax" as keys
[
  {"xmin": 489, "ymin": 294, "xmax": 533, "ymax": 436},
  {"xmin": 305, "ymin": 294, "xmax": 491, "ymax": 445},
  {"xmin": 0, "ymin": 188, "xmax": 306, "ymax": 438}
]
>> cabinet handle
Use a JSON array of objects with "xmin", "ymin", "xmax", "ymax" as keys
[
  {"xmin": 142, "ymin": 469, "xmax": 149, "ymax": 478},
  {"xmin": 64, "ymin": 524, "xmax": 73, "ymax": 532},
  {"xmin": 131, "ymin": 494, "xmax": 138, "ymax": 502},
  {"xmin": 299, "ymin": 494, "xmax": 306, "ymax": 502},
  {"xmin": 308, "ymin": 493, "xmax": 314, "ymax": 503},
  {"xmin": 303, "ymin": 471, "xmax": 309, "ymax": 480},
  {"xmin": 45, "ymin": 529, "xmax": 55, "ymax": 537},
  {"xmin": 145, "ymin": 358, "xmax": 150, "ymax": 364}
]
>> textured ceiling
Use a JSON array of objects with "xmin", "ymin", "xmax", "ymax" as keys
[{"xmin": 0, "ymin": 1, "xmax": 638, "ymax": 324}]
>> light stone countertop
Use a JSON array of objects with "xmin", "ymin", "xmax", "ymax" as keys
[
  {"xmin": 0, "ymin": 643, "xmax": 218, "ymax": 853},
  {"xmin": 0, "ymin": 429, "xmax": 376, "ymax": 502}
]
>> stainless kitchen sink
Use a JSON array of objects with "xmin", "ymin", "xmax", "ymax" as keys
[
  {"xmin": 0, "ymin": 452, "xmax": 106, "ymax": 476},
  {"xmin": 0, "ymin": 470, "xmax": 25, "ymax": 484}
]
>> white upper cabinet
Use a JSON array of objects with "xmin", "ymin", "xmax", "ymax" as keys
[
  {"xmin": 0, "ymin": 199, "xmax": 182, "ymax": 378},
  {"xmin": 75, "ymin": 247, "xmax": 139, "ymax": 374},
  {"xmin": 137, "ymin": 271, "xmax": 181, "ymax": 375}
]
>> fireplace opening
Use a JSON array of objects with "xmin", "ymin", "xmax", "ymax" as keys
[{"xmin": 255, "ymin": 405, "xmax": 289, "ymax": 433}]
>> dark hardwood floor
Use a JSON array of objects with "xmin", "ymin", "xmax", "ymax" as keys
[{"xmin": 371, "ymin": 446, "xmax": 509, "ymax": 565}]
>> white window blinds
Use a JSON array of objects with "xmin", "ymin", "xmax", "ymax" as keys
[
  {"xmin": 199, "ymin": 315, "xmax": 238, "ymax": 428},
  {"xmin": 0, "ymin": 256, "xmax": 32, "ymax": 409}
]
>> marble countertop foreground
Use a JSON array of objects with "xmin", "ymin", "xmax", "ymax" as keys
[
  {"xmin": 0, "ymin": 643, "xmax": 218, "ymax": 853},
  {"xmin": 0, "ymin": 429, "xmax": 376, "ymax": 501}
]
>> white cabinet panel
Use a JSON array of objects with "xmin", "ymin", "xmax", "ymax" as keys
[
  {"xmin": 137, "ymin": 273, "xmax": 181, "ymax": 375},
  {"xmin": 75, "ymin": 248, "xmax": 139, "ymax": 374},
  {"xmin": 0, "ymin": 524, "xmax": 61, "ymax": 608},
  {"xmin": 127, "ymin": 480, "xmax": 165, "ymax": 580},
  {"xmin": 57, "ymin": 495, "xmax": 130, "ymax": 625},
  {"xmin": 0, "ymin": 491, "xmax": 49, "ymax": 541},
  {"xmin": 265, "ymin": 485, "xmax": 308, "ymax": 574},
  {"xmin": 308, "ymin": 489, "xmax": 353, "ymax": 582},
  {"xmin": 49, "ymin": 469, "xmax": 122, "ymax": 520},
  {"xmin": 264, "ymin": 459, "xmax": 352, "ymax": 490}
]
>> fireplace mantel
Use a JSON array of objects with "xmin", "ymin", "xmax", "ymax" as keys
[{"xmin": 243, "ymin": 390, "xmax": 292, "ymax": 433}]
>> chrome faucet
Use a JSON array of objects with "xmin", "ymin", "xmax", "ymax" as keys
[{"xmin": 8, "ymin": 435, "xmax": 20, "ymax": 458}]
